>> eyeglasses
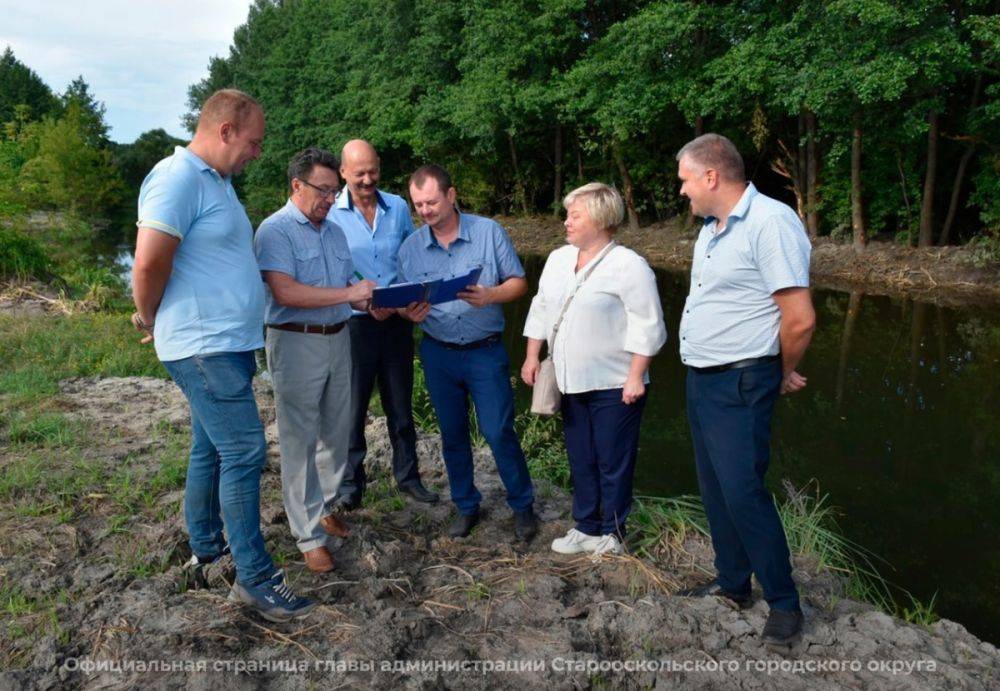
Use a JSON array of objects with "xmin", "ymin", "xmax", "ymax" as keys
[{"xmin": 300, "ymin": 179, "xmax": 339, "ymax": 198}]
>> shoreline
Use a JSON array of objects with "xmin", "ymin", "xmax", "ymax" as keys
[
  {"xmin": 498, "ymin": 216, "xmax": 1000, "ymax": 308},
  {"xmin": 2, "ymin": 371, "xmax": 999, "ymax": 687}
]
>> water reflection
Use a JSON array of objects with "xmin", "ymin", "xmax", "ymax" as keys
[{"xmin": 505, "ymin": 255, "xmax": 1000, "ymax": 644}]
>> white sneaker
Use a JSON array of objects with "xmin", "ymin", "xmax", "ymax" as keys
[
  {"xmin": 590, "ymin": 534, "xmax": 624, "ymax": 561},
  {"xmin": 551, "ymin": 528, "xmax": 603, "ymax": 554}
]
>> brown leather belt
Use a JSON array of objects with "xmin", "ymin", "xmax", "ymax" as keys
[{"xmin": 267, "ymin": 322, "xmax": 346, "ymax": 335}]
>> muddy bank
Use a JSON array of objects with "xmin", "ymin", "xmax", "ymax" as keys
[
  {"xmin": 500, "ymin": 216, "xmax": 1000, "ymax": 307},
  {"xmin": 1, "ymin": 376, "xmax": 999, "ymax": 689}
]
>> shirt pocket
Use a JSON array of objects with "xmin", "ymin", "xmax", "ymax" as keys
[
  {"xmin": 293, "ymin": 247, "xmax": 324, "ymax": 286},
  {"xmin": 332, "ymin": 243, "xmax": 354, "ymax": 287}
]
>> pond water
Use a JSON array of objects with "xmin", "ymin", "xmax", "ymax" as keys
[{"xmin": 501, "ymin": 254, "xmax": 1000, "ymax": 644}]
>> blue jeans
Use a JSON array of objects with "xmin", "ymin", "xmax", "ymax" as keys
[
  {"xmin": 561, "ymin": 387, "xmax": 646, "ymax": 537},
  {"xmin": 686, "ymin": 359, "xmax": 800, "ymax": 612},
  {"xmin": 419, "ymin": 338, "xmax": 534, "ymax": 516},
  {"xmin": 162, "ymin": 351, "xmax": 274, "ymax": 586}
]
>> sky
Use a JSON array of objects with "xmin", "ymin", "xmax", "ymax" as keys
[{"xmin": 0, "ymin": 0, "xmax": 253, "ymax": 144}]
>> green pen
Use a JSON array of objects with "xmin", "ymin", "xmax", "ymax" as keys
[{"xmin": 352, "ymin": 271, "xmax": 365, "ymax": 282}]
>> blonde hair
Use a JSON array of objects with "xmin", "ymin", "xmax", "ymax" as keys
[{"xmin": 563, "ymin": 182, "xmax": 625, "ymax": 232}]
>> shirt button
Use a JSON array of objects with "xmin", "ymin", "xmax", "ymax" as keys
[
  {"xmin": 707, "ymin": 254, "xmax": 711, "ymax": 258},
  {"xmin": 686, "ymin": 310, "xmax": 690, "ymax": 314},
  {"xmin": 698, "ymin": 283, "xmax": 702, "ymax": 287}
]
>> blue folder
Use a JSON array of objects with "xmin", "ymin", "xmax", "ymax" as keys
[{"xmin": 372, "ymin": 266, "xmax": 483, "ymax": 309}]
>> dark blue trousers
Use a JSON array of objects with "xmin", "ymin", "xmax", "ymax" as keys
[
  {"xmin": 686, "ymin": 359, "xmax": 800, "ymax": 612},
  {"xmin": 419, "ymin": 338, "xmax": 534, "ymax": 516},
  {"xmin": 561, "ymin": 387, "xmax": 646, "ymax": 537},
  {"xmin": 340, "ymin": 315, "xmax": 421, "ymax": 502}
]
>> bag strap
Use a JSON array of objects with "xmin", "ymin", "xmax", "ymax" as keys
[{"xmin": 548, "ymin": 241, "xmax": 616, "ymax": 348}]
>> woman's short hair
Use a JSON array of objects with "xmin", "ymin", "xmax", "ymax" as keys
[{"xmin": 563, "ymin": 182, "xmax": 625, "ymax": 232}]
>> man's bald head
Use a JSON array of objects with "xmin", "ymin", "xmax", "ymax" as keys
[{"xmin": 340, "ymin": 139, "xmax": 381, "ymax": 204}]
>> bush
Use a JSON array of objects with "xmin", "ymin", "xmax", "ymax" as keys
[{"xmin": 0, "ymin": 226, "xmax": 51, "ymax": 280}]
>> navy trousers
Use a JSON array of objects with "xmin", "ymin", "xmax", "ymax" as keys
[
  {"xmin": 419, "ymin": 338, "xmax": 534, "ymax": 516},
  {"xmin": 686, "ymin": 359, "xmax": 800, "ymax": 612},
  {"xmin": 561, "ymin": 387, "xmax": 646, "ymax": 537},
  {"xmin": 339, "ymin": 315, "xmax": 421, "ymax": 502}
]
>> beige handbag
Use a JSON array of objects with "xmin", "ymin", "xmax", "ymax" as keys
[{"xmin": 530, "ymin": 242, "xmax": 616, "ymax": 416}]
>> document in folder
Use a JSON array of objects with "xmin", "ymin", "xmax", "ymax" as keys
[{"xmin": 372, "ymin": 266, "xmax": 483, "ymax": 309}]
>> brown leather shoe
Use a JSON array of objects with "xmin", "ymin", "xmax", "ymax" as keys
[
  {"xmin": 303, "ymin": 546, "xmax": 334, "ymax": 573},
  {"xmin": 320, "ymin": 513, "xmax": 351, "ymax": 538}
]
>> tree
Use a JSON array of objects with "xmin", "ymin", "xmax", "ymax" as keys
[{"xmin": 0, "ymin": 47, "xmax": 58, "ymax": 124}]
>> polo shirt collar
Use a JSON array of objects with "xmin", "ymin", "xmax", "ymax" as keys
[
  {"xmin": 178, "ymin": 146, "xmax": 226, "ymax": 180},
  {"xmin": 423, "ymin": 211, "xmax": 470, "ymax": 248},
  {"xmin": 704, "ymin": 182, "xmax": 757, "ymax": 233},
  {"xmin": 335, "ymin": 188, "xmax": 389, "ymax": 212}
]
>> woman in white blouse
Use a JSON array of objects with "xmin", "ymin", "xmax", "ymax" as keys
[{"xmin": 521, "ymin": 183, "xmax": 666, "ymax": 558}]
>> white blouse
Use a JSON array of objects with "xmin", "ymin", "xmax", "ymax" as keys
[{"xmin": 523, "ymin": 243, "xmax": 667, "ymax": 394}]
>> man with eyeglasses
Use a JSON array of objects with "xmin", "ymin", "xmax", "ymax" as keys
[{"xmin": 254, "ymin": 147, "xmax": 376, "ymax": 574}]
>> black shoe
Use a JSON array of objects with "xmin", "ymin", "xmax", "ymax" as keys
[
  {"xmin": 333, "ymin": 494, "xmax": 361, "ymax": 512},
  {"xmin": 762, "ymin": 608, "xmax": 804, "ymax": 649},
  {"xmin": 181, "ymin": 545, "xmax": 233, "ymax": 591},
  {"xmin": 513, "ymin": 508, "xmax": 537, "ymax": 542},
  {"xmin": 399, "ymin": 481, "xmax": 439, "ymax": 504},
  {"xmin": 448, "ymin": 511, "xmax": 480, "ymax": 538},
  {"xmin": 676, "ymin": 580, "xmax": 753, "ymax": 609}
]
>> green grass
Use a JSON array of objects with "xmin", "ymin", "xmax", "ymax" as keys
[{"xmin": 0, "ymin": 226, "xmax": 52, "ymax": 281}]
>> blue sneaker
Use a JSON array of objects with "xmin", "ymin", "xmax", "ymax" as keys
[{"xmin": 228, "ymin": 570, "xmax": 317, "ymax": 623}]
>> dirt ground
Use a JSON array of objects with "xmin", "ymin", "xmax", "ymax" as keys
[
  {"xmin": 1, "ymin": 376, "xmax": 998, "ymax": 689},
  {"xmin": 500, "ymin": 216, "xmax": 1000, "ymax": 308}
]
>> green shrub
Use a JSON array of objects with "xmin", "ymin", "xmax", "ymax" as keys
[{"xmin": 0, "ymin": 226, "xmax": 51, "ymax": 280}]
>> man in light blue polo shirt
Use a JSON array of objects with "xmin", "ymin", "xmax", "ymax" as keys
[
  {"xmin": 255, "ymin": 147, "xmax": 375, "ymax": 575},
  {"xmin": 672, "ymin": 134, "xmax": 815, "ymax": 650},
  {"xmin": 397, "ymin": 164, "xmax": 537, "ymax": 541},
  {"xmin": 131, "ymin": 89, "xmax": 315, "ymax": 622},
  {"xmin": 328, "ymin": 139, "xmax": 438, "ymax": 510}
]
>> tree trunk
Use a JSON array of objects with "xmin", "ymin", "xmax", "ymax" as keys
[
  {"xmin": 938, "ymin": 144, "xmax": 975, "ymax": 246},
  {"xmin": 851, "ymin": 113, "xmax": 867, "ymax": 253},
  {"xmin": 939, "ymin": 75, "xmax": 982, "ymax": 246},
  {"xmin": 806, "ymin": 110, "xmax": 819, "ymax": 239},
  {"xmin": 797, "ymin": 111, "xmax": 808, "ymax": 217},
  {"xmin": 576, "ymin": 132, "xmax": 584, "ymax": 181},
  {"xmin": 917, "ymin": 110, "xmax": 939, "ymax": 247},
  {"xmin": 611, "ymin": 140, "xmax": 639, "ymax": 232},
  {"xmin": 552, "ymin": 124, "xmax": 563, "ymax": 218},
  {"xmin": 507, "ymin": 132, "xmax": 529, "ymax": 215}
]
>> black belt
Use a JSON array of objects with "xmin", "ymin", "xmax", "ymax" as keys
[
  {"xmin": 689, "ymin": 354, "xmax": 780, "ymax": 374},
  {"xmin": 268, "ymin": 322, "xmax": 346, "ymax": 335},
  {"xmin": 423, "ymin": 333, "xmax": 501, "ymax": 351}
]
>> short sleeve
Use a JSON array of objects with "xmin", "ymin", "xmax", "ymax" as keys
[
  {"xmin": 620, "ymin": 254, "xmax": 667, "ymax": 356},
  {"xmin": 254, "ymin": 221, "xmax": 295, "ymax": 277},
  {"xmin": 522, "ymin": 251, "xmax": 559, "ymax": 340},
  {"xmin": 136, "ymin": 166, "xmax": 198, "ymax": 240},
  {"xmin": 492, "ymin": 222, "xmax": 525, "ymax": 282},
  {"xmin": 754, "ymin": 213, "xmax": 811, "ymax": 294},
  {"xmin": 399, "ymin": 200, "xmax": 417, "ymax": 239}
]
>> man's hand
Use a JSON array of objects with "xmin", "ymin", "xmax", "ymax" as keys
[
  {"xmin": 130, "ymin": 312, "xmax": 154, "ymax": 345},
  {"xmin": 780, "ymin": 370, "xmax": 808, "ymax": 395},
  {"xmin": 622, "ymin": 375, "xmax": 646, "ymax": 404},
  {"xmin": 457, "ymin": 284, "xmax": 493, "ymax": 308},
  {"xmin": 521, "ymin": 356, "xmax": 540, "ymax": 386},
  {"xmin": 348, "ymin": 279, "xmax": 377, "ymax": 304},
  {"xmin": 368, "ymin": 306, "xmax": 395, "ymax": 322},
  {"xmin": 399, "ymin": 301, "xmax": 431, "ymax": 323}
]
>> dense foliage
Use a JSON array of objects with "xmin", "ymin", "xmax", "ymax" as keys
[{"xmin": 184, "ymin": 0, "xmax": 997, "ymax": 249}]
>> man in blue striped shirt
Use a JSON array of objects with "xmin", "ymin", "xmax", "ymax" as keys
[
  {"xmin": 327, "ymin": 140, "xmax": 438, "ymax": 509},
  {"xmin": 397, "ymin": 164, "xmax": 537, "ymax": 541},
  {"xmin": 674, "ymin": 134, "xmax": 815, "ymax": 651}
]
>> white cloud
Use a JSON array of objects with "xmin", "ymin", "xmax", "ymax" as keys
[{"xmin": 0, "ymin": 0, "xmax": 253, "ymax": 142}]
